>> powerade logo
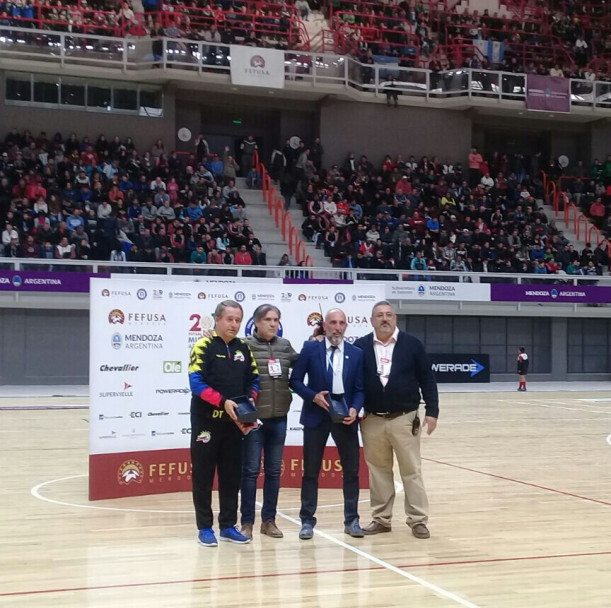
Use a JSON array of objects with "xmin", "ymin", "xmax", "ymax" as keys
[
  {"xmin": 244, "ymin": 317, "xmax": 284, "ymax": 337},
  {"xmin": 432, "ymin": 359, "xmax": 485, "ymax": 377}
]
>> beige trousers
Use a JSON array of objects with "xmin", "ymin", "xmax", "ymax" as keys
[{"xmin": 360, "ymin": 411, "xmax": 429, "ymax": 528}]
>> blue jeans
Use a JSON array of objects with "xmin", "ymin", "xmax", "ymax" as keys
[{"xmin": 240, "ymin": 416, "xmax": 287, "ymax": 524}]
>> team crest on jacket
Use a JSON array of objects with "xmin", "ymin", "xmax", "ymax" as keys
[
  {"xmin": 196, "ymin": 431, "xmax": 211, "ymax": 444},
  {"xmin": 233, "ymin": 350, "xmax": 245, "ymax": 362}
]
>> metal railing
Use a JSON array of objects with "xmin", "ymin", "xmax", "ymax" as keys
[
  {"xmin": 1, "ymin": 258, "xmax": 609, "ymax": 286},
  {"xmin": 2, "ymin": 27, "xmax": 611, "ymax": 112}
]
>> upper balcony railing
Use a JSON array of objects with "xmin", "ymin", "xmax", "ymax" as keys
[{"xmin": 1, "ymin": 27, "xmax": 611, "ymax": 113}]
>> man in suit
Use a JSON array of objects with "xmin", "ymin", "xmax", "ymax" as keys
[
  {"xmin": 290, "ymin": 309, "xmax": 365, "ymax": 540},
  {"xmin": 354, "ymin": 301, "xmax": 438, "ymax": 539}
]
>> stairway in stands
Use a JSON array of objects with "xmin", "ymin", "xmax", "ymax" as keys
[
  {"xmin": 301, "ymin": 11, "xmax": 329, "ymax": 52},
  {"xmin": 236, "ymin": 178, "xmax": 329, "ymax": 268}
]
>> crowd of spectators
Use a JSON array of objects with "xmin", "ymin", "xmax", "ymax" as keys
[
  {"xmin": 560, "ymin": 155, "xmax": 611, "ymax": 236},
  {"xmin": 334, "ymin": 0, "xmax": 611, "ymax": 84},
  {"xmin": 275, "ymin": 140, "xmax": 609, "ymax": 277},
  {"xmin": 0, "ymin": 0, "xmax": 303, "ymax": 50},
  {"xmin": 0, "ymin": 129, "xmax": 277, "ymax": 269},
  {"xmin": 4, "ymin": 0, "xmax": 611, "ymax": 85}
]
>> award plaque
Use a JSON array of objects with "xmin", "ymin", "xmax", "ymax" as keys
[
  {"xmin": 326, "ymin": 394, "xmax": 349, "ymax": 423},
  {"xmin": 232, "ymin": 395, "xmax": 258, "ymax": 423}
]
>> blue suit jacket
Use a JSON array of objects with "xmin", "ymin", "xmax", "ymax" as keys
[{"xmin": 289, "ymin": 339, "xmax": 365, "ymax": 429}]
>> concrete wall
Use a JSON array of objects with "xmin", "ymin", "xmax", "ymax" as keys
[
  {"xmin": 590, "ymin": 119, "xmax": 611, "ymax": 162},
  {"xmin": 1, "ymin": 308, "xmax": 607, "ymax": 384},
  {"xmin": 319, "ymin": 100, "xmax": 473, "ymax": 167},
  {"xmin": 0, "ymin": 309, "xmax": 89, "ymax": 385}
]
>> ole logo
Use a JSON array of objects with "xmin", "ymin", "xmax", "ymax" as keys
[{"xmin": 117, "ymin": 459, "xmax": 144, "ymax": 485}]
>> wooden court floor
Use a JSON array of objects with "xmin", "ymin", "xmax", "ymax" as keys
[{"xmin": 1, "ymin": 389, "xmax": 611, "ymax": 608}]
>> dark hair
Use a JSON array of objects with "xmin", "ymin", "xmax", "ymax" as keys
[{"xmin": 253, "ymin": 304, "xmax": 281, "ymax": 322}]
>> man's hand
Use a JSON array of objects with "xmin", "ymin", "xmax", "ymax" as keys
[
  {"xmin": 423, "ymin": 416, "xmax": 437, "ymax": 435},
  {"xmin": 224, "ymin": 399, "xmax": 238, "ymax": 421},
  {"xmin": 342, "ymin": 407, "xmax": 357, "ymax": 425},
  {"xmin": 313, "ymin": 391, "xmax": 329, "ymax": 410}
]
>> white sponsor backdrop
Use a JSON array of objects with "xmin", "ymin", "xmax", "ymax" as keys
[
  {"xmin": 90, "ymin": 278, "xmax": 385, "ymax": 457},
  {"xmin": 230, "ymin": 45, "xmax": 285, "ymax": 89},
  {"xmin": 387, "ymin": 282, "xmax": 491, "ymax": 301}
]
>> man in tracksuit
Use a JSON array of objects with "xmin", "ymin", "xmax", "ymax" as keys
[
  {"xmin": 188, "ymin": 300, "xmax": 259, "ymax": 547},
  {"xmin": 240, "ymin": 304, "xmax": 298, "ymax": 540}
]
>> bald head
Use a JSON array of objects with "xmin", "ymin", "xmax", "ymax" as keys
[{"xmin": 324, "ymin": 309, "xmax": 347, "ymax": 346}]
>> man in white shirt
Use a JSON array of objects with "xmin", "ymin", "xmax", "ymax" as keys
[{"xmin": 354, "ymin": 302, "xmax": 439, "ymax": 539}]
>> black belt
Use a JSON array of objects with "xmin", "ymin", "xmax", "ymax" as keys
[{"xmin": 370, "ymin": 411, "xmax": 411, "ymax": 420}]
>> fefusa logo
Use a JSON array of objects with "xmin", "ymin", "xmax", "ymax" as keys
[
  {"xmin": 108, "ymin": 309, "xmax": 125, "ymax": 324},
  {"xmin": 117, "ymin": 460, "xmax": 144, "ymax": 485},
  {"xmin": 108, "ymin": 310, "xmax": 166, "ymax": 325}
]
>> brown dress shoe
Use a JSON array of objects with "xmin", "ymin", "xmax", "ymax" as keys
[
  {"xmin": 241, "ymin": 523, "xmax": 253, "ymax": 540},
  {"xmin": 260, "ymin": 519, "xmax": 283, "ymax": 538},
  {"xmin": 411, "ymin": 523, "xmax": 430, "ymax": 539},
  {"xmin": 362, "ymin": 521, "xmax": 392, "ymax": 535}
]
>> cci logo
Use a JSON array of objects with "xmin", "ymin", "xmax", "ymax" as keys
[
  {"xmin": 117, "ymin": 460, "xmax": 144, "ymax": 485},
  {"xmin": 111, "ymin": 333, "xmax": 122, "ymax": 350},
  {"xmin": 130, "ymin": 411, "xmax": 142, "ymax": 418},
  {"xmin": 335, "ymin": 292, "xmax": 345, "ymax": 303},
  {"xmin": 234, "ymin": 291, "xmax": 246, "ymax": 302},
  {"xmin": 108, "ymin": 309, "xmax": 125, "ymax": 324},
  {"xmin": 137, "ymin": 289, "xmax": 147, "ymax": 300},
  {"xmin": 163, "ymin": 361, "xmax": 183, "ymax": 373}
]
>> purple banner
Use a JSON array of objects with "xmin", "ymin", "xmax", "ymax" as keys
[
  {"xmin": 0, "ymin": 270, "xmax": 109, "ymax": 293},
  {"xmin": 491, "ymin": 283, "xmax": 611, "ymax": 303},
  {"xmin": 526, "ymin": 75, "xmax": 570, "ymax": 113}
]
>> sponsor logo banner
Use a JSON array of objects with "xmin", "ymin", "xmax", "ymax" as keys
[
  {"xmin": 0, "ymin": 270, "xmax": 108, "ymax": 292},
  {"xmin": 430, "ymin": 354, "xmax": 490, "ymax": 383},
  {"xmin": 88, "ymin": 446, "xmax": 368, "ymax": 500},
  {"xmin": 230, "ymin": 45, "xmax": 285, "ymax": 89},
  {"xmin": 526, "ymin": 75, "xmax": 570, "ymax": 113},
  {"xmin": 490, "ymin": 284, "xmax": 611, "ymax": 303},
  {"xmin": 387, "ymin": 282, "xmax": 491, "ymax": 301},
  {"xmin": 89, "ymin": 278, "xmax": 384, "ymax": 498}
]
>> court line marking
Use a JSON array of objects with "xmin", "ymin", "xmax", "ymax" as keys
[
  {"xmin": 442, "ymin": 418, "xmax": 609, "ymax": 424},
  {"xmin": 0, "ymin": 405, "xmax": 88, "ymax": 410},
  {"xmin": 425, "ymin": 459, "xmax": 611, "ymax": 507},
  {"xmin": 3, "ymin": 549, "xmax": 611, "ymax": 599},
  {"xmin": 272, "ymin": 509, "xmax": 482, "ymax": 608},
  {"xmin": 495, "ymin": 400, "xmax": 611, "ymax": 414},
  {"xmin": 30, "ymin": 474, "xmax": 365, "ymax": 513}
]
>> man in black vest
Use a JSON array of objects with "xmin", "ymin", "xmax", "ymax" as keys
[{"xmin": 354, "ymin": 301, "xmax": 439, "ymax": 539}]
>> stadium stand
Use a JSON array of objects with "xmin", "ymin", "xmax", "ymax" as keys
[{"xmin": 0, "ymin": 129, "xmax": 272, "ymax": 267}]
